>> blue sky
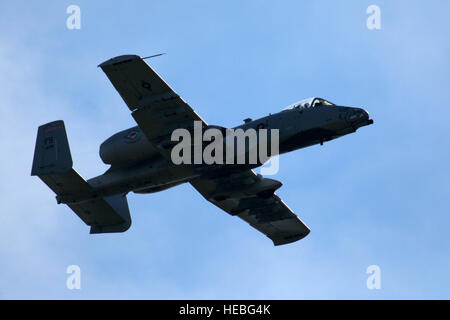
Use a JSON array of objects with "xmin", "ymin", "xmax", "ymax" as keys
[{"xmin": 0, "ymin": 1, "xmax": 449, "ymax": 299}]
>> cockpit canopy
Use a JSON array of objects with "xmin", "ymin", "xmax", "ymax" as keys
[{"xmin": 283, "ymin": 97, "xmax": 335, "ymax": 111}]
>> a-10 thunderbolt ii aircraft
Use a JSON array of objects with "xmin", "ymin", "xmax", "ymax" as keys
[{"xmin": 31, "ymin": 54, "xmax": 373, "ymax": 246}]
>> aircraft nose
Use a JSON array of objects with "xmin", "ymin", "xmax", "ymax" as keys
[
  {"xmin": 347, "ymin": 108, "xmax": 366, "ymax": 120},
  {"xmin": 346, "ymin": 108, "xmax": 373, "ymax": 128}
]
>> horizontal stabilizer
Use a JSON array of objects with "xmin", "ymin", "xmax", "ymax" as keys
[
  {"xmin": 69, "ymin": 194, "xmax": 131, "ymax": 234},
  {"xmin": 31, "ymin": 120, "xmax": 131, "ymax": 233}
]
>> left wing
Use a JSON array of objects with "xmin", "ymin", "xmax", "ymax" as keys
[
  {"xmin": 99, "ymin": 55, "xmax": 207, "ymax": 159},
  {"xmin": 190, "ymin": 170, "xmax": 310, "ymax": 246}
]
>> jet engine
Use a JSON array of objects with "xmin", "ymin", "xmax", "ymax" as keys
[{"xmin": 99, "ymin": 126, "xmax": 159, "ymax": 165}]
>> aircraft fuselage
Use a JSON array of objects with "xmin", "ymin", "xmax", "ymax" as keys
[{"xmin": 87, "ymin": 104, "xmax": 372, "ymax": 197}]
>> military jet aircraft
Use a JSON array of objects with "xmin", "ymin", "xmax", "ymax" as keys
[{"xmin": 31, "ymin": 54, "xmax": 373, "ymax": 246}]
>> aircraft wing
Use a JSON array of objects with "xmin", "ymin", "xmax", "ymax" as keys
[
  {"xmin": 190, "ymin": 170, "xmax": 310, "ymax": 246},
  {"xmin": 99, "ymin": 55, "xmax": 207, "ymax": 159}
]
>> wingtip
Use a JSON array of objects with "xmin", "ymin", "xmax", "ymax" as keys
[
  {"xmin": 98, "ymin": 54, "xmax": 141, "ymax": 68},
  {"xmin": 272, "ymin": 229, "xmax": 311, "ymax": 246}
]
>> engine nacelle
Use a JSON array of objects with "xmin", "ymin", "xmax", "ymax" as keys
[{"xmin": 99, "ymin": 126, "xmax": 159, "ymax": 165}]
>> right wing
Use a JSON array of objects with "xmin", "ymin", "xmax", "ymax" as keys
[
  {"xmin": 99, "ymin": 55, "xmax": 207, "ymax": 160},
  {"xmin": 190, "ymin": 170, "xmax": 310, "ymax": 246}
]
